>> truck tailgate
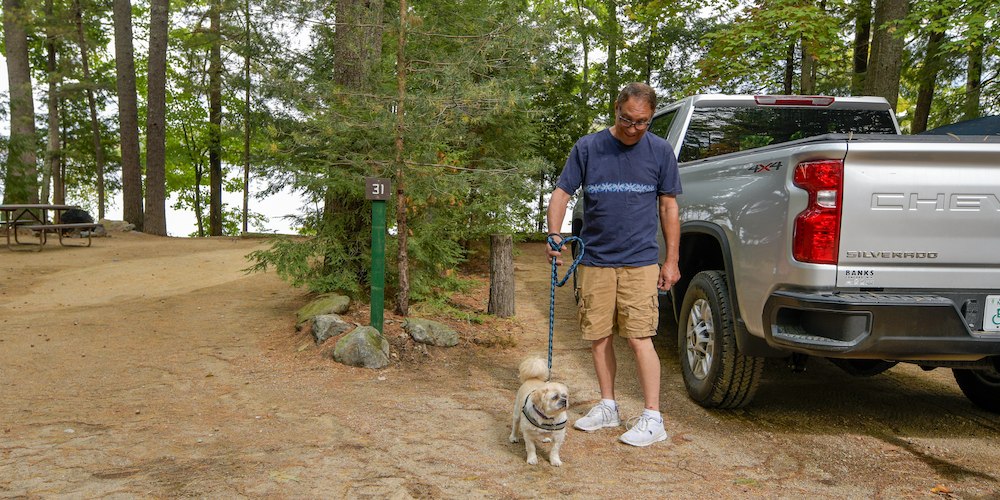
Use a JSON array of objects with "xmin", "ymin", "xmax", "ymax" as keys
[{"xmin": 838, "ymin": 138, "xmax": 1000, "ymax": 290}]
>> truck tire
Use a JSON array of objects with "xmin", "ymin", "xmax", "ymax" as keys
[
  {"xmin": 953, "ymin": 367, "xmax": 1000, "ymax": 413},
  {"xmin": 678, "ymin": 270, "xmax": 763, "ymax": 409},
  {"xmin": 829, "ymin": 359, "xmax": 898, "ymax": 377}
]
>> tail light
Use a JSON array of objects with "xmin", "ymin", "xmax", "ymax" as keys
[{"xmin": 793, "ymin": 159, "xmax": 843, "ymax": 264}]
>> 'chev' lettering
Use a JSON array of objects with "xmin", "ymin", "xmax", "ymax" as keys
[
  {"xmin": 872, "ymin": 192, "xmax": 1000, "ymax": 211},
  {"xmin": 845, "ymin": 251, "xmax": 939, "ymax": 259}
]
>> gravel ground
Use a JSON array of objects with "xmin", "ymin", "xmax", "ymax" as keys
[{"xmin": 1, "ymin": 234, "xmax": 998, "ymax": 498}]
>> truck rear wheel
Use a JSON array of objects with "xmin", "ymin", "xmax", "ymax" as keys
[
  {"xmin": 953, "ymin": 366, "xmax": 1000, "ymax": 413},
  {"xmin": 678, "ymin": 270, "xmax": 763, "ymax": 409}
]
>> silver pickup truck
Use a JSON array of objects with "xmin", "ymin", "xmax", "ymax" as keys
[{"xmin": 572, "ymin": 94, "xmax": 1000, "ymax": 412}]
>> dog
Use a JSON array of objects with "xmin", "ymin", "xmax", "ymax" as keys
[{"xmin": 508, "ymin": 357, "xmax": 569, "ymax": 466}]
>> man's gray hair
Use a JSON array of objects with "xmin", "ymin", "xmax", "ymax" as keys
[{"xmin": 616, "ymin": 82, "xmax": 657, "ymax": 111}]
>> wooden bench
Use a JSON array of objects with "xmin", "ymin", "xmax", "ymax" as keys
[{"xmin": 17, "ymin": 223, "xmax": 102, "ymax": 250}]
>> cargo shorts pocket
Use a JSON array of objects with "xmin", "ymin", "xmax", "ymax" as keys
[
  {"xmin": 623, "ymin": 295, "xmax": 658, "ymax": 337},
  {"xmin": 577, "ymin": 295, "xmax": 592, "ymax": 331}
]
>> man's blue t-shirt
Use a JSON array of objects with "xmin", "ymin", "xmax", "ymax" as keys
[{"xmin": 556, "ymin": 128, "xmax": 681, "ymax": 267}]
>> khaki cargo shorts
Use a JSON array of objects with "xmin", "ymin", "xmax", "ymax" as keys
[{"xmin": 575, "ymin": 264, "xmax": 659, "ymax": 341}]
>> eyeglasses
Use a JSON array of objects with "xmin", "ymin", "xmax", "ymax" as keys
[{"xmin": 617, "ymin": 115, "xmax": 651, "ymax": 130}]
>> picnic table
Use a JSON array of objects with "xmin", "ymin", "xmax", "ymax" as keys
[{"xmin": 0, "ymin": 204, "xmax": 101, "ymax": 251}]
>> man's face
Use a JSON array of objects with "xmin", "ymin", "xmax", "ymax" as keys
[{"xmin": 612, "ymin": 97, "xmax": 654, "ymax": 146}]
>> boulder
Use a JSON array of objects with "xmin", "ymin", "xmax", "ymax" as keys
[
  {"xmin": 403, "ymin": 318, "xmax": 459, "ymax": 347},
  {"xmin": 312, "ymin": 314, "xmax": 353, "ymax": 344},
  {"xmin": 332, "ymin": 326, "xmax": 390, "ymax": 369},
  {"xmin": 99, "ymin": 219, "xmax": 135, "ymax": 232},
  {"xmin": 296, "ymin": 294, "xmax": 351, "ymax": 327}
]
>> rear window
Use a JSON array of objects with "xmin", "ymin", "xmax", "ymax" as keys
[{"xmin": 678, "ymin": 106, "xmax": 898, "ymax": 162}]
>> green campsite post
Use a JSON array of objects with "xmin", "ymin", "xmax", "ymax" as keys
[{"xmin": 365, "ymin": 177, "xmax": 391, "ymax": 333}]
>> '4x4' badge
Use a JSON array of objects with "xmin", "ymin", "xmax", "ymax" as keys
[{"xmin": 748, "ymin": 161, "xmax": 782, "ymax": 173}]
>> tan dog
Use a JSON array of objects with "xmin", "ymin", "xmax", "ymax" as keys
[{"xmin": 509, "ymin": 357, "xmax": 569, "ymax": 466}]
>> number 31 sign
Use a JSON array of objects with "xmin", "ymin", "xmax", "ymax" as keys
[{"xmin": 365, "ymin": 177, "xmax": 392, "ymax": 201}]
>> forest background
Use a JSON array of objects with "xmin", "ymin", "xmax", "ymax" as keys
[{"xmin": 1, "ymin": 0, "xmax": 998, "ymax": 314}]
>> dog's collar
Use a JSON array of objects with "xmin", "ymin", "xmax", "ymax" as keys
[{"xmin": 522, "ymin": 393, "xmax": 567, "ymax": 431}]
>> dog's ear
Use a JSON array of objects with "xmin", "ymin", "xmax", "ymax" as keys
[{"xmin": 530, "ymin": 389, "xmax": 546, "ymax": 407}]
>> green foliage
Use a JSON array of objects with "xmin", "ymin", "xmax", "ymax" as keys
[
  {"xmin": 696, "ymin": 0, "xmax": 848, "ymax": 94},
  {"xmin": 408, "ymin": 274, "xmax": 489, "ymax": 324},
  {"xmin": 246, "ymin": 233, "xmax": 367, "ymax": 295},
  {"xmin": 245, "ymin": 0, "xmax": 548, "ymax": 300},
  {"xmin": 5, "ymin": 0, "xmax": 1000, "ymax": 308}
]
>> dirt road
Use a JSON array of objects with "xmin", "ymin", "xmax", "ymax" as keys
[{"xmin": 2, "ymin": 234, "xmax": 999, "ymax": 498}]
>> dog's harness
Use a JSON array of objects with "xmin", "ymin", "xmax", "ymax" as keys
[{"xmin": 521, "ymin": 392, "xmax": 567, "ymax": 431}]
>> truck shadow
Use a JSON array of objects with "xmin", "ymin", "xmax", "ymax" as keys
[
  {"xmin": 656, "ymin": 313, "xmax": 1000, "ymax": 483},
  {"xmin": 656, "ymin": 307, "xmax": 1000, "ymax": 438}
]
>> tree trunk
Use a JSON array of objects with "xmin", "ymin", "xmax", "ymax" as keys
[
  {"xmin": 242, "ymin": 0, "xmax": 251, "ymax": 234},
  {"xmin": 182, "ymin": 123, "xmax": 205, "ymax": 237},
  {"xmin": 3, "ymin": 0, "xmax": 40, "ymax": 204},
  {"xmin": 334, "ymin": 0, "xmax": 385, "ymax": 90},
  {"xmin": 73, "ymin": 0, "xmax": 106, "ymax": 219},
  {"xmin": 59, "ymin": 111, "xmax": 68, "ymax": 204},
  {"xmin": 863, "ymin": 0, "xmax": 908, "ymax": 111},
  {"xmin": 911, "ymin": 26, "xmax": 946, "ymax": 134},
  {"xmin": 144, "ymin": 0, "xmax": 169, "ymax": 235},
  {"xmin": 44, "ymin": 0, "xmax": 61, "ymax": 205},
  {"xmin": 851, "ymin": 0, "xmax": 872, "ymax": 95},
  {"xmin": 488, "ymin": 234, "xmax": 515, "ymax": 317},
  {"xmin": 644, "ymin": 35, "xmax": 653, "ymax": 84},
  {"xmin": 394, "ymin": 0, "xmax": 410, "ymax": 316},
  {"xmin": 323, "ymin": 0, "xmax": 385, "ymax": 285},
  {"xmin": 575, "ymin": 0, "xmax": 589, "ymax": 106},
  {"xmin": 536, "ymin": 171, "xmax": 545, "ymax": 233},
  {"xmin": 800, "ymin": 38, "xmax": 815, "ymax": 94},
  {"xmin": 603, "ymin": 0, "xmax": 619, "ymax": 122},
  {"xmin": 783, "ymin": 42, "xmax": 794, "ymax": 95},
  {"xmin": 208, "ymin": 0, "xmax": 224, "ymax": 236},
  {"xmin": 195, "ymin": 168, "xmax": 205, "ymax": 237},
  {"xmin": 142, "ymin": 0, "xmax": 170, "ymax": 236},
  {"xmin": 114, "ymin": 0, "xmax": 144, "ymax": 230},
  {"xmin": 963, "ymin": 20, "xmax": 984, "ymax": 120}
]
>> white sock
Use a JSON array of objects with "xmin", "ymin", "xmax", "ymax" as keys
[
  {"xmin": 642, "ymin": 409, "xmax": 662, "ymax": 422},
  {"xmin": 600, "ymin": 399, "xmax": 617, "ymax": 410}
]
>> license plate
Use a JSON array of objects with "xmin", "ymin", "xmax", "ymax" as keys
[{"xmin": 986, "ymin": 295, "xmax": 1000, "ymax": 332}]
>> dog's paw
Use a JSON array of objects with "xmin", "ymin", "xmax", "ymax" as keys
[
  {"xmin": 550, "ymin": 456, "xmax": 562, "ymax": 467},
  {"xmin": 541, "ymin": 437, "xmax": 552, "ymax": 443},
  {"xmin": 527, "ymin": 455, "xmax": 538, "ymax": 465},
  {"xmin": 508, "ymin": 434, "xmax": 519, "ymax": 443}
]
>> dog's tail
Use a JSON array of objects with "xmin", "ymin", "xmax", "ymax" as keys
[{"xmin": 518, "ymin": 357, "xmax": 549, "ymax": 383}]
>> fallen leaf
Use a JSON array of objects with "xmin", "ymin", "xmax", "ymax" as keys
[
  {"xmin": 931, "ymin": 484, "xmax": 951, "ymax": 494},
  {"xmin": 269, "ymin": 470, "xmax": 301, "ymax": 483}
]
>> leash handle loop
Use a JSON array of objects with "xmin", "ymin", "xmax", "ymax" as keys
[{"xmin": 546, "ymin": 235, "xmax": 585, "ymax": 379}]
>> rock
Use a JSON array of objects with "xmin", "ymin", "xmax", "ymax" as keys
[
  {"xmin": 296, "ymin": 294, "xmax": 350, "ymax": 327},
  {"xmin": 99, "ymin": 219, "xmax": 135, "ymax": 232},
  {"xmin": 312, "ymin": 314, "xmax": 353, "ymax": 344},
  {"xmin": 332, "ymin": 326, "xmax": 390, "ymax": 369},
  {"xmin": 403, "ymin": 318, "xmax": 459, "ymax": 347}
]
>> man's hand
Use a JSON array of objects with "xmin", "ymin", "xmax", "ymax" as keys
[
  {"xmin": 658, "ymin": 262, "xmax": 680, "ymax": 291},
  {"xmin": 546, "ymin": 235, "xmax": 564, "ymax": 266}
]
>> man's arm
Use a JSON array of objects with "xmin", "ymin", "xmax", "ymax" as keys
[
  {"xmin": 545, "ymin": 188, "xmax": 573, "ymax": 265},
  {"xmin": 658, "ymin": 194, "xmax": 681, "ymax": 290}
]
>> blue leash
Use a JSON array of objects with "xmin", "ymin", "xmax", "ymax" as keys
[{"xmin": 546, "ymin": 235, "xmax": 585, "ymax": 380}]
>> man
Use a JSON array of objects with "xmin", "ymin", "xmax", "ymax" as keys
[{"xmin": 546, "ymin": 82, "xmax": 681, "ymax": 447}]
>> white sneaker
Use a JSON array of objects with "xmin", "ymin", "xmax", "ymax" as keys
[
  {"xmin": 573, "ymin": 402, "xmax": 621, "ymax": 431},
  {"xmin": 619, "ymin": 414, "xmax": 667, "ymax": 447}
]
